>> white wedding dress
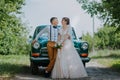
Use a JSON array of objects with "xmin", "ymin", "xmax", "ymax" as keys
[{"xmin": 51, "ymin": 26, "xmax": 88, "ymax": 79}]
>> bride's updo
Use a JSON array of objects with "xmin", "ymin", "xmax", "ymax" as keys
[{"xmin": 62, "ymin": 17, "xmax": 70, "ymax": 25}]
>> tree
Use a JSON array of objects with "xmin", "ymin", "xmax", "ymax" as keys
[
  {"xmin": 82, "ymin": 26, "xmax": 120, "ymax": 50},
  {"xmin": 77, "ymin": 0, "xmax": 120, "ymax": 32},
  {"xmin": 0, "ymin": 0, "xmax": 29, "ymax": 55}
]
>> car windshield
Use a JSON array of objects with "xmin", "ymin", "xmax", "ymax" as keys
[
  {"xmin": 71, "ymin": 27, "xmax": 77, "ymax": 40},
  {"xmin": 35, "ymin": 26, "xmax": 77, "ymax": 40}
]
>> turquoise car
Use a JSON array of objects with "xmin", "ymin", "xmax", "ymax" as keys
[{"xmin": 30, "ymin": 25, "xmax": 90, "ymax": 74}]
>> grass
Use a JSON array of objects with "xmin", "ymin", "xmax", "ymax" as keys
[
  {"xmin": 90, "ymin": 49, "xmax": 120, "ymax": 71},
  {"xmin": 0, "ymin": 55, "xmax": 30, "ymax": 77}
]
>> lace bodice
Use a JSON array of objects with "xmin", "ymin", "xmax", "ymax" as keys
[{"xmin": 58, "ymin": 26, "xmax": 72, "ymax": 43}]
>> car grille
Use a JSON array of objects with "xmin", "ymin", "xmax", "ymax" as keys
[
  {"xmin": 40, "ymin": 47, "xmax": 80, "ymax": 56},
  {"xmin": 76, "ymin": 48, "xmax": 80, "ymax": 53},
  {"xmin": 41, "ymin": 47, "xmax": 48, "ymax": 53},
  {"xmin": 40, "ymin": 47, "xmax": 48, "ymax": 57}
]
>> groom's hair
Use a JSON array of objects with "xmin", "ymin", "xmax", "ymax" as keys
[{"xmin": 50, "ymin": 17, "xmax": 57, "ymax": 23}]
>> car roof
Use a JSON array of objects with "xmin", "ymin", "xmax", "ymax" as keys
[{"xmin": 36, "ymin": 25, "xmax": 61, "ymax": 28}]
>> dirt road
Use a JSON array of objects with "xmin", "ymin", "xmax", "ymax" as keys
[
  {"xmin": 86, "ymin": 59, "xmax": 120, "ymax": 80},
  {"xmin": 11, "ymin": 59, "xmax": 120, "ymax": 80}
]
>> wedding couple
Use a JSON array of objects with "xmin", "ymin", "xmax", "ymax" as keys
[{"xmin": 32, "ymin": 17, "xmax": 88, "ymax": 79}]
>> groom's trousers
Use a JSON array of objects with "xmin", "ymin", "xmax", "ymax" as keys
[{"xmin": 46, "ymin": 41, "xmax": 57, "ymax": 72}]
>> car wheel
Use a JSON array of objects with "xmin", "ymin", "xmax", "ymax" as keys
[
  {"xmin": 30, "ymin": 62, "xmax": 39, "ymax": 75},
  {"xmin": 83, "ymin": 62, "xmax": 86, "ymax": 67}
]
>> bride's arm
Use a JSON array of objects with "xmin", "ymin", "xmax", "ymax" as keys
[
  {"xmin": 57, "ymin": 29, "xmax": 62, "ymax": 44},
  {"xmin": 57, "ymin": 29, "xmax": 66, "ymax": 47},
  {"xmin": 64, "ymin": 27, "xmax": 72, "ymax": 41},
  {"xmin": 57, "ymin": 27, "xmax": 72, "ymax": 44},
  {"xmin": 57, "ymin": 33, "xmax": 61, "ymax": 42}
]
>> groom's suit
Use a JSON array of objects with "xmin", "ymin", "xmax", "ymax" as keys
[{"xmin": 35, "ymin": 25, "xmax": 59, "ymax": 72}]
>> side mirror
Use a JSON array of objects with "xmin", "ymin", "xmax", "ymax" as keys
[
  {"xmin": 79, "ymin": 37, "xmax": 82, "ymax": 40},
  {"xmin": 29, "ymin": 35, "xmax": 32, "ymax": 39},
  {"xmin": 28, "ymin": 35, "xmax": 33, "ymax": 43}
]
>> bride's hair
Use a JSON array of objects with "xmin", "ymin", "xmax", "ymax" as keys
[{"xmin": 62, "ymin": 17, "xmax": 70, "ymax": 25}]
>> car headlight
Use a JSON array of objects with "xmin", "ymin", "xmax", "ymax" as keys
[
  {"xmin": 33, "ymin": 42, "xmax": 40, "ymax": 49},
  {"xmin": 82, "ymin": 43, "xmax": 88, "ymax": 50}
]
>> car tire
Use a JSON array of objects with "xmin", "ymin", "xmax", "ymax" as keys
[
  {"xmin": 30, "ymin": 62, "xmax": 39, "ymax": 75},
  {"xmin": 83, "ymin": 62, "xmax": 86, "ymax": 67}
]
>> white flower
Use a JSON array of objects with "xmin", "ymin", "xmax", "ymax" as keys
[{"xmin": 54, "ymin": 43, "xmax": 57, "ymax": 47}]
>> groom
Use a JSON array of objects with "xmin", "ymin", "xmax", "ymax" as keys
[{"xmin": 32, "ymin": 17, "xmax": 59, "ymax": 77}]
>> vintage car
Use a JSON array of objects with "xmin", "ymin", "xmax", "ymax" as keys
[{"xmin": 30, "ymin": 25, "xmax": 90, "ymax": 74}]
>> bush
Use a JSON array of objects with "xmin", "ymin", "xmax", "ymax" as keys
[{"xmin": 82, "ymin": 26, "xmax": 120, "ymax": 50}]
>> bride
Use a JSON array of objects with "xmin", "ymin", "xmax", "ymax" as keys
[{"xmin": 51, "ymin": 17, "xmax": 88, "ymax": 79}]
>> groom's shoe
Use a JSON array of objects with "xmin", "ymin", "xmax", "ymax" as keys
[{"xmin": 44, "ymin": 70, "xmax": 50, "ymax": 78}]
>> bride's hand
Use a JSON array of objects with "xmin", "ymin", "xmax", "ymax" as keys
[
  {"xmin": 62, "ymin": 42, "xmax": 64, "ymax": 47},
  {"xmin": 68, "ymin": 36, "xmax": 70, "ymax": 39},
  {"xmin": 65, "ymin": 34, "xmax": 70, "ymax": 39}
]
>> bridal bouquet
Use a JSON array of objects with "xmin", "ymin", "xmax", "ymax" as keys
[{"xmin": 54, "ymin": 42, "xmax": 62, "ymax": 49}]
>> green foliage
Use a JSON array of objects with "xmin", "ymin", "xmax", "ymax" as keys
[
  {"xmin": 91, "ymin": 49, "xmax": 120, "ymax": 72},
  {"xmin": 0, "ymin": 0, "xmax": 30, "ymax": 55},
  {"xmin": 82, "ymin": 32, "xmax": 93, "ymax": 51},
  {"xmin": 77, "ymin": 0, "xmax": 120, "ymax": 50},
  {"xmin": 95, "ymin": 26, "xmax": 120, "ymax": 49},
  {"xmin": 77, "ymin": 0, "xmax": 120, "ymax": 32},
  {"xmin": 77, "ymin": 0, "xmax": 100, "ymax": 17},
  {"xmin": 82, "ymin": 26, "xmax": 120, "ymax": 50}
]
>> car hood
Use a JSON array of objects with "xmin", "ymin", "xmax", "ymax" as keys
[
  {"xmin": 38, "ymin": 39, "xmax": 48, "ymax": 48},
  {"xmin": 73, "ymin": 39, "xmax": 87, "ymax": 48}
]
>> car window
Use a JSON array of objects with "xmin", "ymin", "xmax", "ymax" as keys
[
  {"xmin": 33, "ymin": 26, "xmax": 77, "ymax": 40},
  {"xmin": 72, "ymin": 28, "xmax": 77, "ymax": 40},
  {"xmin": 72, "ymin": 30, "xmax": 76, "ymax": 39},
  {"xmin": 38, "ymin": 31, "xmax": 76, "ymax": 40},
  {"xmin": 33, "ymin": 26, "xmax": 47, "ymax": 39}
]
